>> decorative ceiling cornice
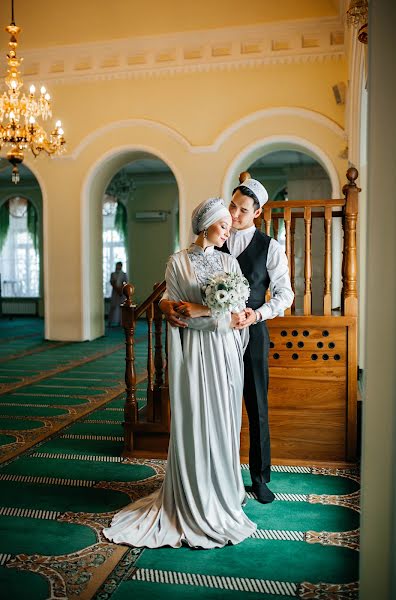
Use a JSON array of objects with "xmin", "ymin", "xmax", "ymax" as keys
[{"xmin": 19, "ymin": 17, "xmax": 345, "ymax": 85}]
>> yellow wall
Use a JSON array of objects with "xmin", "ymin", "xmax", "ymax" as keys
[
  {"xmin": 14, "ymin": 0, "xmax": 339, "ymax": 48},
  {"xmin": 1, "ymin": 2, "xmax": 348, "ymax": 339},
  {"xmin": 127, "ymin": 177, "xmax": 179, "ymax": 304}
]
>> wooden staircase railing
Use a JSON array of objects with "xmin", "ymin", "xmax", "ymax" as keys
[
  {"xmin": 253, "ymin": 166, "xmax": 360, "ymax": 318},
  {"xmin": 120, "ymin": 167, "xmax": 360, "ymax": 462},
  {"xmin": 121, "ymin": 280, "xmax": 170, "ymax": 458}
]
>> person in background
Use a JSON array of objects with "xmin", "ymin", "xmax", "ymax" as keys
[{"xmin": 108, "ymin": 261, "xmax": 128, "ymax": 327}]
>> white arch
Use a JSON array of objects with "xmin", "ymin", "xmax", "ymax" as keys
[
  {"xmin": 59, "ymin": 108, "xmax": 345, "ymax": 159},
  {"xmin": 222, "ymin": 134, "xmax": 343, "ymax": 310},
  {"xmin": 222, "ymin": 135, "xmax": 341, "ymax": 199},
  {"xmin": 81, "ymin": 144, "xmax": 184, "ymax": 340},
  {"xmin": 68, "ymin": 119, "xmax": 193, "ymax": 160},
  {"xmin": 212, "ymin": 107, "xmax": 345, "ymax": 152},
  {"xmin": 4, "ymin": 159, "xmax": 51, "ymax": 338}
]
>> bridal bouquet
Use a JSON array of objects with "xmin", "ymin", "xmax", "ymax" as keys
[{"xmin": 203, "ymin": 272, "xmax": 250, "ymax": 317}]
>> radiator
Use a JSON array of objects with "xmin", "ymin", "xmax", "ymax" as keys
[{"xmin": 1, "ymin": 301, "xmax": 38, "ymax": 315}]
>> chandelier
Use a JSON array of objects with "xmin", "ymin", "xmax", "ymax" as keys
[
  {"xmin": 0, "ymin": 0, "xmax": 66, "ymax": 183},
  {"xmin": 106, "ymin": 169, "xmax": 136, "ymax": 202}
]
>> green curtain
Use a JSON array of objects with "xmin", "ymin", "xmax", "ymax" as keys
[
  {"xmin": 0, "ymin": 201, "xmax": 10, "ymax": 253},
  {"xmin": 27, "ymin": 201, "xmax": 38, "ymax": 251},
  {"xmin": 114, "ymin": 201, "xmax": 127, "ymax": 241}
]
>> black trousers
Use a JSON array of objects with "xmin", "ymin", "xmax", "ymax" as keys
[{"xmin": 243, "ymin": 321, "xmax": 271, "ymax": 486}]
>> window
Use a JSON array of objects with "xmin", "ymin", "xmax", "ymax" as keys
[
  {"xmin": 0, "ymin": 197, "xmax": 39, "ymax": 297},
  {"xmin": 103, "ymin": 196, "xmax": 127, "ymax": 298}
]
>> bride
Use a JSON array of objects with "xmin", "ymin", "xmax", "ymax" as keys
[{"xmin": 103, "ymin": 197, "xmax": 257, "ymax": 549}]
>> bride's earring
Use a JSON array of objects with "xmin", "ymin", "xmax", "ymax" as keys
[{"xmin": 203, "ymin": 229, "xmax": 208, "ymax": 239}]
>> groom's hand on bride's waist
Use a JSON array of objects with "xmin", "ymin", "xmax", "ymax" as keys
[{"xmin": 159, "ymin": 299, "xmax": 188, "ymax": 328}]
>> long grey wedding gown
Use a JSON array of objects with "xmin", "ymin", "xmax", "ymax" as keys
[{"xmin": 103, "ymin": 243, "xmax": 256, "ymax": 549}]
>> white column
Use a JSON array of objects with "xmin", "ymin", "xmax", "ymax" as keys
[{"xmin": 359, "ymin": 1, "xmax": 396, "ymax": 598}]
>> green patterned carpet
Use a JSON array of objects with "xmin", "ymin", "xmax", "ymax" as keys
[{"xmin": 0, "ymin": 318, "xmax": 360, "ymax": 599}]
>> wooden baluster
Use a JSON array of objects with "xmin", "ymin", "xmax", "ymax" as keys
[
  {"xmin": 324, "ymin": 206, "xmax": 332, "ymax": 315},
  {"xmin": 263, "ymin": 205, "xmax": 272, "ymax": 302},
  {"xmin": 304, "ymin": 206, "xmax": 312, "ymax": 315},
  {"xmin": 290, "ymin": 215, "xmax": 296, "ymax": 314},
  {"xmin": 121, "ymin": 283, "xmax": 138, "ymax": 454},
  {"xmin": 272, "ymin": 216, "xmax": 279, "ymax": 240},
  {"xmin": 145, "ymin": 302, "xmax": 155, "ymax": 422},
  {"xmin": 284, "ymin": 206, "xmax": 292, "ymax": 316},
  {"xmin": 342, "ymin": 168, "xmax": 360, "ymax": 317},
  {"xmin": 263, "ymin": 205, "xmax": 272, "ymax": 236},
  {"xmin": 147, "ymin": 304, "xmax": 154, "ymax": 391}
]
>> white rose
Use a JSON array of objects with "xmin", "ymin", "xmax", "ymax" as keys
[{"xmin": 215, "ymin": 289, "xmax": 229, "ymax": 304}]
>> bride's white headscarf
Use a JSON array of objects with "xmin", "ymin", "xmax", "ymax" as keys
[{"xmin": 191, "ymin": 197, "xmax": 230, "ymax": 235}]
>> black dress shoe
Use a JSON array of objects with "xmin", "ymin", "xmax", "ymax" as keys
[{"xmin": 252, "ymin": 483, "xmax": 275, "ymax": 504}]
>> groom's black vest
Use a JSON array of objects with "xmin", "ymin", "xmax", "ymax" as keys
[{"xmin": 219, "ymin": 229, "xmax": 271, "ymax": 310}]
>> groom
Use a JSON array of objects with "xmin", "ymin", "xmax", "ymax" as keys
[
  {"xmin": 218, "ymin": 177, "xmax": 293, "ymax": 503},
  {"xmin": 161, "ymin": 178, "xmax": 293, "ymax": 503}
]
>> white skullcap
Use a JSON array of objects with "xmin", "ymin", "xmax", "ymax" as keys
[
  {"xmin": 191, "ymin": 197, "xmax": 230, "ymax": 235},
  {"xmin": 236, "ymin": 178, "xmax": 269, "ymax": 207}
]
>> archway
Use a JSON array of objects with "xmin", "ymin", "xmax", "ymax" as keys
[
  {"xmin": 223, "ymin": 137, "xmax": 342, "ymax": 311},
  {"xmin": 0, "ymin": 161, "xmax": 44, "ymax": 320},
  {"xmin": 83, "ymin": 149, "xmax": 179, "ymax": 340}
]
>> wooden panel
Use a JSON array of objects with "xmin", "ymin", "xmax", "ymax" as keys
[
  {"xmin": 269, "ymin": 326, "xmax": 346, "ymax": 368},
  {"xmin": 240, "ymin": 318, "xmax": 354, "ymax": 463}
]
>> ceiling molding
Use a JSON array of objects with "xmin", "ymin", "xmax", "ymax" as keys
[{"xmin": 19, "ymin": 18, "xmax": 345, "ymax": 85}]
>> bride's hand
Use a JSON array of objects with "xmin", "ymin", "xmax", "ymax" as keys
[
  {"xmin": 175, "ymin": 302, "xmax": 211, "ymax": 318},
  {"xmin": 234, "ymin": 307, "xmax": 257, "ymax": 329},
  {"xmin": 231, "ymin": 310, "xmax": 247, "ymax": 328}
]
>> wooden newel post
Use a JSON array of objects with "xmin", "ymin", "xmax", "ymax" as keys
[
  {"xmin": 122, "ymin": 282, "xmax": 138, "ymax": 453},
  {"xmin": 342, "ymin": 167, "xmax": 360, "ymax": 317},
  {"xmin": 284, "ymin": 207, "xmax": 292, "ymax": 316},
  {"xmin": 239, "ymin": 171, "xmax": 251, "ymax": 184},
  {"xmin": 291, "ymin": 215, "xmax": 296, "ymax": 314}
]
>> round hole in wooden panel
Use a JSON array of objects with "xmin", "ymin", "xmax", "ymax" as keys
[
  {"xmin": 292, "ymin": 353, "xmax": 299, "ymax": 360},
  {"xmin": 291, "ymin": 330, "xmax": 298, "ymax": 337},
  {"xmin": 273, "ymin": 353, "xmax": 280, "ymax": 359},
  {"xmin": 270, "ymin": 341, "xmax": 275, "ymax": 348},
  {"xmin": 311, "ymin": 354, "xmax": 318, "ymax": 360},
  {"xmin": 281, "ymin": 330, "xmax": 287, "ymax": 337},
  {"xmin": 323, "ymin": 354, "xmax": 329, "ymax": 360},
  {"xmin": 297, "ymin": 341, "xmax": 304, "ymax": 348},
  {"xmin": 322, "ymin": 330, "xmax": 330, "ymax": 337},
  {"xmin": 286, "ymin": 342, "xmax": 293, "ymax": 348},
  {"xmin": 303, "ymin": 330, "xmax": 310, "ymax": 337},
  {"xmin": 317, "ymin": 341, "xmax": 324, "ymax": 348},
  {"xmin": 334, "ymin": 354, "xmax": 341, "ymax": 360},
  {"xmin": 328, "ymin": 342, "xmax": 335, "ymax": 349}
]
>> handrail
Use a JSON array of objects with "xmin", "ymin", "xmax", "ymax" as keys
[
  {"xmin": 134, "ymin": 280, "xmax": 166, "ymax": 319},
  {"xmin": 265, "ymin": 198, "xmax": 345, "ymax": 209}
]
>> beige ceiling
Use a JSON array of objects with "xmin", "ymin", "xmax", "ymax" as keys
[{"xmin": 0, "ymin": 0, "xmax": 341, "ymax": 50}]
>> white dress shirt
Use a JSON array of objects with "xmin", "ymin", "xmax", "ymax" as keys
[{"xmin": 227, "ymin": 226, "xmax": 294, "ymax": 321}]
